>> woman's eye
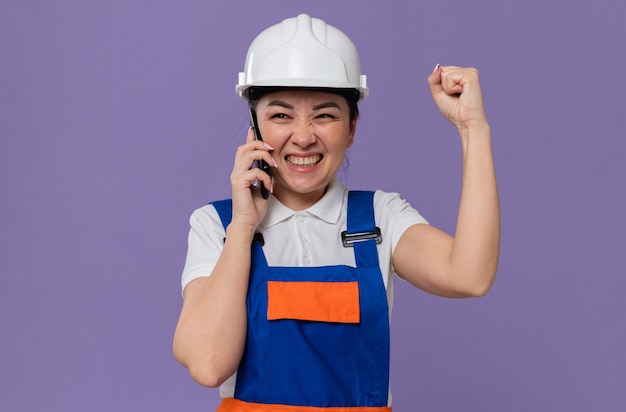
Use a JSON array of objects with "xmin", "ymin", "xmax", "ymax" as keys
[
  {"xmin": 271, "ymin": 113, "xmax": 289, "ymax": 119},
  {"xmin": 316, "ymin": 113, "xmax": 335, "ymax": 119}
]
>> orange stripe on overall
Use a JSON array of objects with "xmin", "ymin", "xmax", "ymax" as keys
[{"xmin": 217, "ymin": 398, "xmax": 391, "ymax": 412}]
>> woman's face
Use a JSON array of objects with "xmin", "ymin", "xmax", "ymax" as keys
[{"xmin": 254, "ymin": 89, "xmax": 356, "ymax": 210}]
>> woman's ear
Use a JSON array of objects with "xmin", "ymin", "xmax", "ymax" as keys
[{"xmin": 347, "ymin": 115, "xmax": 358, "ymax": 148}]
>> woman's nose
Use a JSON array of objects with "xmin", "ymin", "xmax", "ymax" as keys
[{"xmin": 290, "ymin": 121, "xmax": 316, "ymax": 147}]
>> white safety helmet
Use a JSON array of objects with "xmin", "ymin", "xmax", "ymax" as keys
[{"xmin": 236, "ymin": 14, "xmax": 368, "ymax": 101}]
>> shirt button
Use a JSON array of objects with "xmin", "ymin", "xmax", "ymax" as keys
[{"xmin": 297, "ymin": 215, "xmax": 305, "ymax": 223}]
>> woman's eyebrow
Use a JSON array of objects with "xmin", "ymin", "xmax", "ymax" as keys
[
  {"xmin": 266, "ymin": 100, "xmax": 294, "ymax": 109},
  {"xmin": 265, "ymin": 100, "xmax": 342, "ymax": 111},
  {"xmin": 312, "ymin": 102, "xmax": 341, "ymax": 111}
]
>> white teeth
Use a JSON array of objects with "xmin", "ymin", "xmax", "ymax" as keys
[{"xmin": 287, "ymin": 155, "xmax": 322, "ymax": 167}]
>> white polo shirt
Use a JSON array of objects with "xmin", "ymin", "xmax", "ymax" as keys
[
  {"xmin": 180, "ymin": 178, "xmax": 428, "ymax": 400},
  {"xmin": 182, "ymin": 179, "xmax": 428, "ymax": 296}
]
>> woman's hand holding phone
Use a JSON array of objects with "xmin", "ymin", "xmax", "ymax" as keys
[{"xmin": 229, "ymin": 125, "xmax": 276, "ymax": 231}]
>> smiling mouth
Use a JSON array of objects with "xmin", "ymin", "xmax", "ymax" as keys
[{"xmin": 286, "ymin": 154, "xmax": 323, "ymax": 167}]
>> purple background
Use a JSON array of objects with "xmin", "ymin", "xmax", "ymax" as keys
[{"xmin": 2, "ymin": 1, "xmax": 625, "ymax": 411}]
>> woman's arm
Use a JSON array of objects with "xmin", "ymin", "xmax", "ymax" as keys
[
  {"xmin": 172, "ymin": 129, "xmax": 276, "ymax": 386},
  {"xmin": 393, "ymin": 65, "xmax": 500, "ymax": 298},
  {"xmin": 173, "ymin": 222, "xmax": 254, "ymax": 387}
]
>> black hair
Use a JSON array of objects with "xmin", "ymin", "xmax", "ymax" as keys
[{"xmin": 247, "ymin": 87, "xmax": 360, "ymax": 123}]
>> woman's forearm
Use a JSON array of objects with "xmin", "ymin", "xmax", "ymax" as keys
[
  {"xmin": 173, "ymin": 223, "xmax": 255, "ymax": 387},
  {"xmin": 448, "ymin": 122, "xmax": 500, "ymax": 296}
]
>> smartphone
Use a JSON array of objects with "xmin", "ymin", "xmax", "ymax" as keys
[{"xmin": 249, "ymin": 110, "xmax": 271, "ymax": 199}]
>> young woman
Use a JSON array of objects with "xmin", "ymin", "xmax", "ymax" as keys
[{"xmin": 174, "ymin": 13, "xmax": 499, "ymax": 411}]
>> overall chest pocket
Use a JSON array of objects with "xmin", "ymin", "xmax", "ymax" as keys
[
  {"xmin": 267, "ymin": 281, "xmax": 360, "ymax": 323},
  {"xmin": 264, "ymin": 280, "xmax": 362, "ymax": 405}
]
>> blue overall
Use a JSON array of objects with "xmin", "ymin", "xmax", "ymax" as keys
[{"xmin": 212, "ymin": 191, "xmax": 390, "ymax": 409}]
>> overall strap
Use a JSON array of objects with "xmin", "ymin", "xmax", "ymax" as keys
[
  {"xmin": 346, "ymin": 190, "xmax": 389, "ymax": 406},
  {"xmin": 211, "ymin": 199, "xmax": 233, "ymax": 230},
  {"xmin": 345, "ymin": 191, "xmax": 381, "ymax": 268}
]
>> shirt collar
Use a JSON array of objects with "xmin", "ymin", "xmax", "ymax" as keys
[{"xmin": 261, "ymin": 179, "xmax": 346, "ymax": 228}]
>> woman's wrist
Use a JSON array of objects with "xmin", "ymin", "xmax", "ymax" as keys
[
  {"xmin": 457, "ymin": 118, "xmax": 490, "ymax": 137},
  {"xmin": 225, "ymin": 222, "xmax": 257, "ymax": 245}
]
